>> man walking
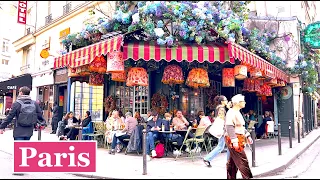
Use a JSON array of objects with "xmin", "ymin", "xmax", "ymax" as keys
[
  {"xmin": 0, "ymin": 86, "xmax": 46, "ymax": 140},
  {"xmin": 225, "ymin": 94, "xmax": 253, "ymax": 179},
  {"xmin": 51, "ymin": 102, "xmax": 59, "ymax": 134}
]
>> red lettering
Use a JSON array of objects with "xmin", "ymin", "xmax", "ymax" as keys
[{"xmin": 17, "ymin": 1, "xmax": 27, "ymax": 24}]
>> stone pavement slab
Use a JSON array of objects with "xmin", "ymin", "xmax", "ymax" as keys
[{"xmin": 0, "ymin": 128, "xmax": 319, "ymax": 179}]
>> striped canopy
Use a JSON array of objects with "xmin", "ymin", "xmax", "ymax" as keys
[
  {"xmin": 53, "ymin": 35, "xmax": 123, "ymax": 69},
  {"xmin": 123, "ymin": 42, "xmax": 232, "ymax": 64},
  {"xmin": 227, "ymin": 42, "xmax": 289, "ymax": 82}
]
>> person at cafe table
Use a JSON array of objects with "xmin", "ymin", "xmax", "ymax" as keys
[
  {"xmin": 172, "ymin": 110, "xmax": 189, "ymax": 130},
  {"xmin": 109, "ymin": 112, "xmax": 138, "ymax": 155},
  {"xmin": 145, "ymin": 110, "xmax": 163, "ymax": 160},
  {"xmin": 67, "ymin": 111, "xmax": 92, "ymax": 140}
]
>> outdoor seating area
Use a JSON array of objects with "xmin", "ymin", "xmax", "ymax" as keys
[{"xmin": 76, "ymin": 121, "xmax": 220, "ymax": 160}]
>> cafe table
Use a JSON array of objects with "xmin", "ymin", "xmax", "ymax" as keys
[{"xmin": 158, "ymin": 130, "xmax": 176, "ymax": 156}]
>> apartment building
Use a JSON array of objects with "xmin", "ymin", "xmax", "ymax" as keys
[{"xmin": 9, "ymin": 1, "xmax": 114, "ymax": 121}]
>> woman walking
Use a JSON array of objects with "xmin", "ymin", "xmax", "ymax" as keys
[{"xmin": 203, "ymin": 95, "xmax": 230, "ymax": 167}]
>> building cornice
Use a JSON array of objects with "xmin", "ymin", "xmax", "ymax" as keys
[{"xmin": 12, "ymin": 34, "xmax": 36, "ymax": 52}]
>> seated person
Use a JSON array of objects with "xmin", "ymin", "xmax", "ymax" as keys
[
  {"xmin": 172, "ymin": 110, "xmax": 189, "ymax": 130},
  {"xmin": 105, "ymin": 110, "xmax": 124, "ymax": 144},
  {"xmin": 198, "ymin": 111, "xmax": 212, "ymax": 129},
  {"xmin": 67, "ymin": 111, "xmax": 92, "ymax": 140},
  {"xmin": 63, "ymin": 112, "xmax": 79, "ymax": 136},
  {"xmin": 146, "ymin": 110, "xmax": 163, "ymax": 160},
  {"xmin": 163, "ymin": 113, "xmax": 183, "ymax": 150},
  {"xmin": 109, "ymin": 112, "xmax": 138, "ymax": 154}
]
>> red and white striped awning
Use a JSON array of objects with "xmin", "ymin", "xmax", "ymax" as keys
[
  {"xmin": 227, "ymin": 42, "xmax": 289, "ymax": 82},
  {"xmin": 123, "ymin": 42, "xmax": 233, "ymax": 64},
  {"xmin": 53, "ymin": 34, "xmax": 123, "ymax": 69}
]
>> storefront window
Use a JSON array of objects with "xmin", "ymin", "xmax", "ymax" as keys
[
  {"xmin": 74, "ymin": 81, "xmax": 103, "ymax": 121},
  {"xmin": 114, "ymin": 82, "xmax": 149, "ymax": 116}
]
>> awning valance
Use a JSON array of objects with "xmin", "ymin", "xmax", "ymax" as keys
[
  {"xmin": 123, "ymin": 42, "xmax": 232, "ymax": 64},
  {"xmin": 53, "ymin": 34, "xmax": 123, "ymax": 69},
  {"xmin": 0, "ymin": 74, "xmax": 32, "ymax": 92},
  {"xmin": 227, "ymin": 42, "xmax": 289, "ymax": 82}
]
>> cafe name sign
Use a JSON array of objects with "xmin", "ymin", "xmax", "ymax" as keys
[{"xmin": 304, "ymin": 21, "xmax": 320, "ymax": 49}]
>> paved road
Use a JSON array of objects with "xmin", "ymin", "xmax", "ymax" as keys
[{"xmin": 260, "ymin": 137, "xmax": 320, "ymax": 179}]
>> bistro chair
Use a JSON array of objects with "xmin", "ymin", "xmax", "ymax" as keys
[
  {"xmin": 203, "ymin": 125, "xmax": 216, "ymax": 151},
  {"xmin": 266, "ymin": 121, "xmax": 275, "ymax": 139},
  {"xmin": 174, "ymin": 126, "xmax": 193, "ymax": 161},
  {"xmin": 186, "ymin": 126, "xmax": 208, "ymax": 161},
  {"xmin": 88, "ymin": 122, "xmax": 106, "ymax": 148}
]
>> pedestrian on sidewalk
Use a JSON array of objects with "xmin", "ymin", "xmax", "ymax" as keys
[
  {"xmin": 51, "ymin": 102, "xmax": 59, "ymax": 134},
  {"xmin": 203, "ymin": 95, "xmax": 230, "ymax": 167},
  {"xmin": 225, "ymin": 94, "xmax": 253, "ymax": 179},
  {"xmin": 0, "ymin": 86, "xmax": 46, "ymax": 140}
]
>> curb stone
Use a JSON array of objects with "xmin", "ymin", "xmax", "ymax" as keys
[
  {"xmin": 253, "ymin": 135, "xmax": 320, "ymax": 178},
  {"xmin": 71, "ymin": 173, "xmax": 118, "ymax": 179}
]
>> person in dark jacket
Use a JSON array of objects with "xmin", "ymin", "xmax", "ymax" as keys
[
  {"xmin": 145, "ymin": 110, "xmax": 163, "ymax": 160},
  {"xmin": 50, "ymin": 102, "xmax": 59, "ymax": 134},
  {"xmin": 66, "ymin": 111, "xmax": 91, "ymax": 140},
  {"xmin": 0, "ymin": 86, "xmax": 46, "ymax": 140}
]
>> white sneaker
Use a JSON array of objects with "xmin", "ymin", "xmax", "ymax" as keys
[
  {"xmin": 151, "ymin": 150, "xmax": 157, "ymax": 157},
  {"xmin": 185, "ymin": 147, "xmax": 190, "ymax": 153},
  {"xmin": 191, "ymin": 147, "xmax": 202, "ymax": 153},
  {"xmin": 146, "ymin": 155, "xmax": 151, "ymax": 161},
  {"xmin": 173, "ymin": 150, "xmax": 182, "ymax": 156}
]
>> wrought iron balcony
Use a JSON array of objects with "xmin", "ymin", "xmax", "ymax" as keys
[
  {"xmin": 63, "ymin": 3, "xmax": 72, "ymax": 15},
  {"xmin": 45, "ymin": 14, "xmax": 53, "ymax": 25}
]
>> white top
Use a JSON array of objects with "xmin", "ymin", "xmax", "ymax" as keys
[{"xmin": 225, "ymin": 108, "xmax": 246, "ymax": 135}]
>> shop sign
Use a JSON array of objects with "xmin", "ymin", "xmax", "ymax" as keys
[
  {"xmin": 304, "ymin": 21, "xmax": 320, "ymax": 49},
  {"xmin": 59, "ymin": 28, "xmax": 70, "ymax": 39},
  {"xmin": 42, "ymin": 37, "xmax": 51, "ymax": 49},
  {"xmin": 281, "ymin": 86, "xmax": 293, "ymax": 100},
  {"xmin": 17, "ymin": 1, "xmax": 27, "ymax": 24},
  {"xmin": 7, "ymin": 86, "xmax": 17, "ymax": 90},
  {"xmin": 55, "ymin": 68, "xmax": 68, "ymax": 84}
]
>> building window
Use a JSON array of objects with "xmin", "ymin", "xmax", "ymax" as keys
[
  {"xmin": 1, "ymin": 59, "xmax": 8, "ymax": 65},
  {"xmin": 2, "ymin": 39, "xmax": 9, "ymax": 54},
  {"xmin": 114, "ymin": 82, "xmax": 149, "ymax": 117},
  {"xmin": 74, "ymin": 82, "xmax": 104, "ymax": 121}
]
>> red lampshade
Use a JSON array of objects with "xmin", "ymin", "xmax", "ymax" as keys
[
  {"xmin": 89, "ymin": 55, "xmax": 107, "ymax": 73},
  {"xmin": 161, "ymin": 65, "xmax": 184, "ymax": 85},
  {"xmin": 107, "ymin": 51, "xmax": 124, "ymax": 73},
  {"xmin": 186, "ymin": 68, "xmax": 210, "ymax": 89},
  {"xmin": 222, "ymin": 68, "xmax": 235, "ymax": 87},
  {"xmin": 126, "ymin": 67, "xmax": 148, "ymax": 87},
  {"xmin": 89, "ymin": 73, "xmax": 104, "ymax": 86},
  {"xmin": 234, "ymin": 65, "xmax": 247, "ymax": 80},
  {"xmin": 111, "ymin": 71, "xmax": 127, "ymax": 82}
]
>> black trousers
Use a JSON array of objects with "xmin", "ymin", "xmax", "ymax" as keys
[
  {"xmin": 51, "ymin": 118, "xmax": 59, "ymax": 133},
  {"xmin": 67, "ymin": 127, "xmax": 79, "ymax": 140}
]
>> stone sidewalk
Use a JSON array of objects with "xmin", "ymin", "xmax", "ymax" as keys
[{"xmin": 0, "ymin": 128, "xmax": 319, "ymax": 179}]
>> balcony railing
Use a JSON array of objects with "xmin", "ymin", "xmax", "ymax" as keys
[
  {"xmin": 42, "ymin": 59, "xmax": 49, "ymax": 66},
  {"xmin": 20, "ymin": 64, "xmax": 30, "ymax": 72},
  {"xmin": 45, "ymin": 14, "xmax": 53, "ymax": 25},
  {"xmin": 63, "ymin": 3, "xmax": 72, "ymax": 15}
]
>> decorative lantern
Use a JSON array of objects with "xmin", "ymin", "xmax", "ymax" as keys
[
  {"xmin": 126, "ymin": 67, "xmax": 148, "ymax": 87},
  {"xmin": 245, "ymin": 78, "xmax": 261, "ymax": 92},
  {"xmin": 107, "ymin": 51, "xmax": 124, "ymax": 73},
  {"xmin": 250, "ymin": 69, "xmax": 266, "ymax": 79},
  {"xmin": 111, "ymin": 71, "xmax": 127, "ymax": 82},
  {"xmin": 161, "ymin": 65, "xmax": 184, "ymax": 85},
  {"xmin": 264, "ymin": 84, "xmax": 272, "ymax": 96},
  {"xmin": 76, "ymin": 65, "xmax": 90, "ymax": 76},
  {"xmin": 68, "ymin": 68, "xmax": 79, "ymax": 77},
  {"xmin": 266, "ymin": 78, "xmax": 277, "ymax": 86},
  {"xmin": 88, "ymin": 55, "xmax": 107, "ymax": 73},
  {"xmin": 256, "ymin": 85, "xmax": 264, "ymax": 96},
  {"xmin": 186, "ymin": 68, "xmax": 210, "ymax": 88},
  {"xmin": 222, "ymin": 68, "xmax": 235, "ymax": 87},
  {"xmin": 234, "ymin": 65, "xmax": 247, "ymax": 80},
  {"xmin": 89, "ymin": 73, "xmax": 104, "ymax": 86},
  {"xmin": 242, "ymin": 78, "xmax": 249, "ymax": 91}
]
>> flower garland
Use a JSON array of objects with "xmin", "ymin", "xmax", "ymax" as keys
[{"xmin": 151, "ymin": 92, "xmax": 168, "ymax": 115}]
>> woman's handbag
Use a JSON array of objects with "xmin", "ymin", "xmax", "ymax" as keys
[{"xmin": 209, "ymin": 117, "xmax": 224, "ymax": 138}]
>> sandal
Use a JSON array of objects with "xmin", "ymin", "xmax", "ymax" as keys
[{"xmin": 203, "ymin": 159, "xmax": 212, "ymax": 167}]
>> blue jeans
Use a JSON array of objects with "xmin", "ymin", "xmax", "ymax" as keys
[
  {"xmin": 14, "ymin": 137, "xmax": 31, "ymax": 141},
  {"xmin": 146, "ymin": 131, "xmax": 159, "ymax": 155},
  {"xmin": 204, "ymin": 136, "xmax": 230, "ymax": 161}
]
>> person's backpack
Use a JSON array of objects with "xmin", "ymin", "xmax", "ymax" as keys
[
  {"xmin": 16, "ymin": 99, "xmax": 38, "ymax": 127},
  {"xmin": 154, "ymin": 142, "xmax": 165, "ymax": 158}
]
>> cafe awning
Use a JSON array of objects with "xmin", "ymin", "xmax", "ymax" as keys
[
  {"xmin": 0, "ymin": 73, "xmax": 32, "ymax": 92},
  {"xmin": 227, "ymin": 42, "xmax": 289, "ymax": 82},
  {"xmin": 53, "ymin": 34, "xmax": 123, "ymax": 69},
  {"xmin": 123, "ymin": 42, "xmax": 233, "ymax": 64}
]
